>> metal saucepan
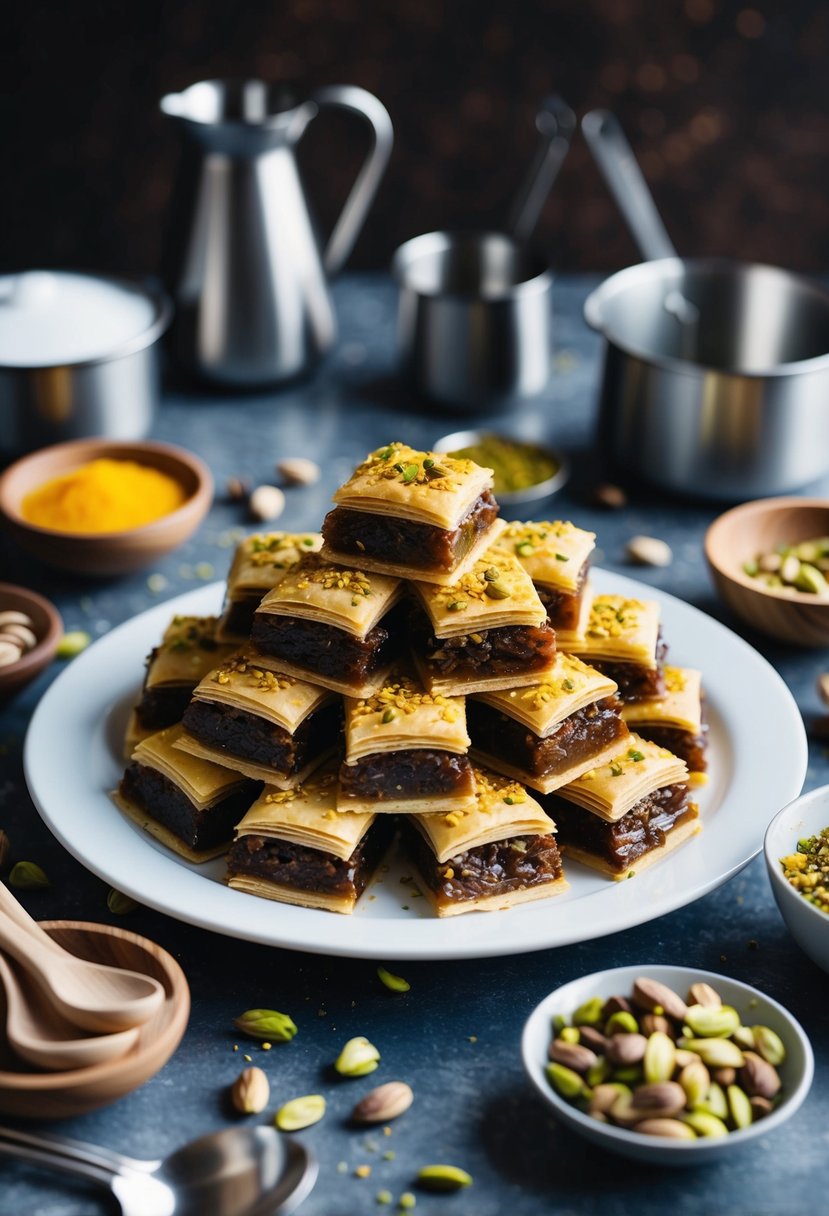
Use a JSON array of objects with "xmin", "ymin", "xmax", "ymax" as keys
[
  {"xmin": 582, "ymin": 111, "xmax": 829, "ymax": 500},
  {"xmin": 393, "ymin": 95, "xmax": 576, "ymax": 411}
]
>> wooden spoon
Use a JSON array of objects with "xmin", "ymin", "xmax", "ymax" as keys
[
  {"xmin": 0, "ymin": 885, "xmax": 164, "ymax": 1034},
  {"xmin": 0, "ymin": 951, "xmax": 139, "ymax": 1071}
]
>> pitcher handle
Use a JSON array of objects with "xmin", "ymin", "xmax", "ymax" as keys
[{"xmin": 310, "ymin": 85, "xmax": 393, "ymax": 277}]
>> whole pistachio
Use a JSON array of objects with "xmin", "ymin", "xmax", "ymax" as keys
[
  {"xmin": 546, "ymin": 1062, "xmax": 585, "ymax": 1100},
  {"xmin": 732, "ymin": 1026, "xmax": 756, "ymax": 1051},
  {"xmin": 275, "ymin": 1094, "xmax": 325, "ymax": 1131},
  {"xmin": 577, "ymin": 1025, "xmax": 609, "ymax": 1055},
  {"xmin": 640, "ymin": 1013, "xmax": 675, "ymax": 1038},
  {"xmin": 643, "ymin": 1031, "xmax": 676, "ymax": 1084},
  {"xmin": 678, "ymin": 1059, "xmax": 710, "ymax": 1107},
  {"xmin": 231, "ymin": 1066, "xmax": 270, "ymax": 1114},
  {"xmin": 605, "ymin": 1010, "xmax": 639, "ymax": 1036},
  {"xmin": 632, "ymin": 977, "xmax": 688, "ymax": 1023},
  {"xmin": 602, "ymin": 995, "xmax": 633, "ymax": 1018},
  {"xmin": 351, "ymin": 1081, "xmax": 413, "ymax": 1124},
  {"xmin": 684, "ymin": 1004, "xmax": 740, "ymax": 1039},
  {"xmin": 416, "ymin": 1165, "xmax": 472, "ymax": 1193},
  {"xmin": 589, "ymin": 1082, "xmax": 631, "ymax": 1116},
  {"xmin": 234, "ymin": 1009, "xmax": 297, "ymax": 1042},
  {"xmin": 549, "ymin": 1040, "xmax": 598, "ymax": 1074},
  {"xmin": 606, "ymin": 1032, "xmax": 647, "ymax": 1066},
  {"xmin": 696, "ymin": 1080, "xmax": 728, "ymax": 1121},
  {"xmin": 8, "ymin": 860, "xmax": 49, "ymax": 889},
  {"xmin": 277, "ymin": 456, "xmax": 321, "ymax": 486},
  {"xmin": 682, "ymin": 1038, "xmax": 745, "ymax": 1069},
  {"xmin": 727, "ymin": 1084, "xmax": 753, "ymax": 1130},
  {"xmin": 630, "ymin": 1081, "xmax": 686, "ymax": 1119},
  {"xmin": 586, "ymin": 1057, "xmax": 613, "ymax": 1087},
  {"xmin": 740, "ymin": 1051, "xmax": 781, "ymax": 1100},
  {"xmin": 572, "ymin": 997, "xmax": 605, "ymax": 1027},
  {"xmin": 608, "ymin": 1092, "xmax": 640, "ymax": 1127},
  {"xmin": 751, "ymin": 1026, "xmax": 786, "ymax": 1067},
  {"xmin": 687, "ymin": 982, "xmax": 722, "ymax": 1008},
  {"xmin": 681, "ymin": 1111, "xmax": 729, "ymax": 1139},
  {"xmin": 335, "ymin": 1036, "xmax": 380, "ymax": 1077},
  {"xmin": 634, "ymin": 1118, "xmax": 696, "ymax": 1140}
]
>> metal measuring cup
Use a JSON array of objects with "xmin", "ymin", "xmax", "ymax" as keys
[{"xmin": 392, "ymin": 96, "xmax": 576, "ymax": 411}]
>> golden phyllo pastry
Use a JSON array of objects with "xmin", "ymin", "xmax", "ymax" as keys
[
  {"xmin": 175, "ymin": 654, "xmax": 340, "ymax": 787},
  {"xmin": 554, "ymin": 734, "xmax": 688, "ymax": 822},
  {"xmin": 570, "ymin": 594, "xmax": 662, "ymax": 668},
  {"xmin": 404, "ymin": 767, "xmax": 567, "ymax": 915},
  {"xmin": 226, "ymin": 767, "xmax": 394, "ymax": 914},
  {"xmin": 622, "ymin": 667, "xmax": 703, "ymax": 734},
  {"xmin": 218, "ymin": 531, "xmax": 322, "ymax": 641},
  {"xmin": 491, "ymin": 520, "xmax": 596, "ymax": 592},
  {"xmin": 254, "ymin": 555, "xmax": 402, "ymax": 639}
]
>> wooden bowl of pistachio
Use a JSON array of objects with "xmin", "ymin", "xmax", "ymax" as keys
[
  {"xmin": 522, "ymin": 965, "xmax": 813, "ymax": 1165},
  {"xmin": 705, "ymin": 497, "xmax": 829, "ymax": 646}
]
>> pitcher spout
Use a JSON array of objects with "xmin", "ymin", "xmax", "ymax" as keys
[{"xmin": 160, "ymin": 79, "xmax": 317, "ymax": 148}]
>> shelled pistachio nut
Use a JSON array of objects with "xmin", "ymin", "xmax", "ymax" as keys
[
  {"xmin": 634, "ymin": 1118, "xmax": 696, "ymax": 1140},
  {"xmin": 275, "ymin": 1094, "xmax": 325, "ymax": 1131},
  {"xmin": 687, "ymin": 982, "xmax": 722, "ymax": 1009},
  {"xmin": 643, "ymin": 1031, "xmax": 676, "ymax": 1084},
  {"xmin": 752, "ymin": 1026, "xmax": 786, "ymax": 1067},
  {"xmin": 231, "ymin": 1067, "xmax": 270, "ymax": 1115},
  {"xmin": 546, "ymin": 1062, "xmax": 586, "ymax": 1100},
  {"xmin": 681, "ymin": 1110, "xmax": 729, "ymax": 1138},
  {"xmin": 684, "ymin": 1004, "xmax": 741, "ymax": 1039},
  {"xmin": 695, "ymin": 1080, "xmax": 728, "ymax": 1121},
  {"xmin": 416, "ymin": 1165, "xmax": 472, "ymax": 1192},
  {"xmin": 233, "ymin": 1009, "xmax": 297, "ymax": 1042},
  {"xmin": 335, "ymin": 1035, "xmax": 380, "ymax": 1077},
  {"xmin": 682, "ymin": 1038, "xmax": 745, "ymax": 1069},
  {"xmin": 678, "ymin": 1059, "xmax": 710, "ymax": 1107},
  {"xmin": 727, "ymin": 1084, "xmax": 753, "ymax": 1130}
]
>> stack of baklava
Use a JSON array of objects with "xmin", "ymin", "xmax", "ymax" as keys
[{"xmin": 114, "ymin": 441, "xmax": 705, "ymax": 915}]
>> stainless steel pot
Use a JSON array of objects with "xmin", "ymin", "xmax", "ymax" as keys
[
  {"xmin": 0, "ymin": 272, "xmax": 171, "ymax": 458},
  {"xmin": 582, "ymin": 111, "xmax": 829, "ymax": 500},
  {"xmin": 393, "ymin": 96, "xmax": 575, "ymax": 411}
]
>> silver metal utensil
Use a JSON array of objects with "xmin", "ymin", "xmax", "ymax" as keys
[
  {"xmin": 393, "ymin": 95, "xmax": 576, "ymax": 411},
  {"xmin": 160, "ymin": 78, "xmax": 393, "ymax": 386},
  {"xmin": 0, "ymin": 1123, "xmax": 317, "ymax": 1216},
  {"xmin": 582, "ymin": 110, "xmax": 829, "ymax": 499}
]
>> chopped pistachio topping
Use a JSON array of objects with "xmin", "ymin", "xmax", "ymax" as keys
[
  {"xmin": 586, "ymin": 595, "xmax": 645, "ymax": 639},
  {"xmin": 213, "ymin": 654, "xmax": 295, "ymax": 690},
  {"xmin": 352, "ymin": 443, "xmax": 477, "ymax": 493},
  {"xmin": 353, "ymin": 678, "xmax": 461, "ymax": 725}
]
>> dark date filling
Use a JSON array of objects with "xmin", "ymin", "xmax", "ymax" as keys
[
  {"xmin": 135, "ymin": 684, "xmax": 196, "ymax": 732},
  {"xmin": 468, "ymin": 696, "xmax": 628, "ymax": 778},
  {"xmin": 226, "ymin": 818, "xmax": 395, "ymax": 897},
  {"xmin": 220, "ymin": 595, "xmax": 262, "ymax": 639},
  {"xmin": 182, "ymin": 699, "xmax": 342, "ymax": 776},
  {"xmin": 589, "ymin": 633, "xmax": 669, "ymax": 703},
  {"xmin": 322, "ymin": 489, "xmax": 500, "ymax": 572},
  {"xmin": 402, "ymin": 822, "xmax": 563, "ymax": 904},
  {"xmin": 250, "ymin": 604, "xmax": 406, "ymax": 685},
  {"xmin": 537, "ymin": 565, "xmax": 588, "ymax": 632},
  {"xmin": 120, "ymin": 763, "xmax": 259, "ymax": 851},
  {"xmin": 339, "ymin": 749, "xmax": 475, "ymax": 802},
  {"xmin": 634, "ymin": 724, "xmax": 708, "ymax": 773},
  {"xmin": 545, "ymin": 782, "xmax": 694, "ymax": 872},
  {"xmin": 410, "ymin": 608, "xmax": 556, "ymax": 679}
]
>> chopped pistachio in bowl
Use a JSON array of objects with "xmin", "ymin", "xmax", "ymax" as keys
[
  {"xmin": 521, "ymin": 964, "xmax": 813, "ymax": 1166},
  {"xmin": 765, "ymin": 784, "xmax": 829, "ymax": 974}
]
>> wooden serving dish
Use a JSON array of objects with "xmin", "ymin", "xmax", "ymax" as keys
[
  {"xmin": 0, "ymin": 438, "xmax": 213, "ymax": 576},
  {"xmin": 0, "ymin": 582, "xmax": 62, "ymax": 701},
  {"xmin": 0, "ymin": 920, "xmax": 189, "ymax": 1118},
  {"xmin": 705, "ymin": 497, "xmax": 829, "ymax": 647}
]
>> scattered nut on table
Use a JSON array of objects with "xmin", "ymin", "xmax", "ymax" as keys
[
  {"xmin": 626, "ymin": 536, "xmax": 673, "ymax": 567},
  {"xmin": 351, "ymin": 1080, "xmax": 413, "ymax": 1123},
  {"xmin": 278, "ymin": 456, "xmax": 321, "ymax": 486},
  {"xmin": 231, "ymin": 1066, "xmax": 270, "ymax": 1114},
  {"xmin": 248, "ymin": 485, "xmax": 286, "ymax": 522},
  {"xmin": 593, "ymin": 483, "xmax": 627, "ymax": 510}
]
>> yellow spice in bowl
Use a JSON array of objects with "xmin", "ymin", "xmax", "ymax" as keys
[{"xmin": 21, "ymin": 459, "xmax": 187, "ymax": 533}]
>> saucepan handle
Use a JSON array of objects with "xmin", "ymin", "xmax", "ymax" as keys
[
  {"xmin": 581, "ymin": 109, "xmax": 677, "ymax": 262},
  {"xmin": 310, "ymin": 85, "xmax": 394, "ymax": 277}
]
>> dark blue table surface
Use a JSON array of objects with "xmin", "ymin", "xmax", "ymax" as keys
[{"xmin": 1, "ymin": 275, "xmax": 827, "ymax": 1216}]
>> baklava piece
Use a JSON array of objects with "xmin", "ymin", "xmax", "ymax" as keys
[
  {"xmin": 217, "ymin": 531, "xmax": 322, "ymax": 642},
  {"xmin": 339, "ymin": 669, "xmax": 474, "ymax": 813},
  {"xmin": 542, "ymin": 734, "xmax": 699, "ymax": 879},
  {"xmin": 490, "ymin": 520, "xmax": 595, "ymax": 640},
  {"xmin": 226, "ymin": 769, "xmax": 394, "ymax": 914},
  {"xmin": 125, "ymin": 615, "xmax": 236, "ymax": 756},
  {"xmin": 113, "ymin": 725, "xmax": 259, "ymax": 862},
  {"xmin": 176, "ymin": 654, "xmax": 341, "ymax": 787},
  {"xmin": 403, "ymin": 767, "xmax": 567, "ymax": 916},
  {"xmin": 321, "ymin": 442, "xmax": 502, "ymax": 585},
  {"xmin": 569, "ymin": 595, "xmax": 667, "ymax": 702},
  {"xmin": 468, "ymin": 653, "xmax": 630, "ymax": 793},
  {"xmin": 409, "ymin": 549, "xmax": 556, "ymax": 696},
  {"xmin": 622, "ymin": 666, "xmax": 708, "ymax": 773},
  {"xmin": 250, "ymin": 555, "xmax": 405, "ymax": 697}
]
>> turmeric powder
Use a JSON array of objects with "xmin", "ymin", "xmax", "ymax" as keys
[{"xmin": 21, "ymin": 458, "xmax": 187, "ymax": 533}]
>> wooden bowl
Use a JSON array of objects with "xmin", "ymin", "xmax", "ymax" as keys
[
  {"xmin": 0, "ymin": 581, "xmax": 63, "ymax": 701},
  {"xmin": 0, "ymin": 920, "xmax": 190, "ymax": 1118},
  {"xmin": 705, "ymin": 497, "xmax": 829, "ymax": 646},
  {"xmin": 0, "ymin": 439, "xmax": 213, "ymax": 576}
]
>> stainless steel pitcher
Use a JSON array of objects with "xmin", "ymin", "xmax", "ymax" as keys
[{"xmin": 160, "ymin": 79, "xmax": 393, "ymax": 385}]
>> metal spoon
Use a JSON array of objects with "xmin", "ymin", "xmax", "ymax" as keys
[
  {"xmin": 0, "ymin": 950, "xmax": 140, "ymax": 1070},
  {"xmin": 0, "ymin": 884, "xmax": 164, "ymax": 1033},
  {"xmin": 0, "ymin": 1123, "xmax": 317, "ymax": 1216}
]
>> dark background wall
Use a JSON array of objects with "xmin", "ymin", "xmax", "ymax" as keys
[{"xmin": 3, "ymin": 0, "xmax": 827, "ymax": 278}]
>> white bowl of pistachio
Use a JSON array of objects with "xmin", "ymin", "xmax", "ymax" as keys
[
  {"xmin": 521, "ymin": 964, "xmax": 813, "ymax": 1165},
  {"xmin": 765, "ymin": 784, "xmax": 829, "ymax": 973}
]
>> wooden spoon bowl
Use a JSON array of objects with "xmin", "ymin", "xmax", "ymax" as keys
[
  {"xmin": 0, "ymin": 921, "xmax": 189, "ymax": 1119},
  {"xmin": 705, "ymin": 497, "xmax": 829, "ymax": 647}
]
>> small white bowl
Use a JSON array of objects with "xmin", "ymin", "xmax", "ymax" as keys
[
  {"xmin": 521, "ymin": 964, "xmax": 813, "ymax": 1166},
  {"xmin": 765, "ymin": 785, "xmax": 829, "ymax": 973}
]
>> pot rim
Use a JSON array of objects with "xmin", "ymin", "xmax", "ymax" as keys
[
  {"xmin": 584, "ymin": 256, "xmax": 829, "ymax": 379},
  {"xmin": 392, "ymin": 230, "xmax": 553, "ymax": 302},
  {"xmin": 0, "ymin": 271, "xmax": 172, "ymax": 373}
]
